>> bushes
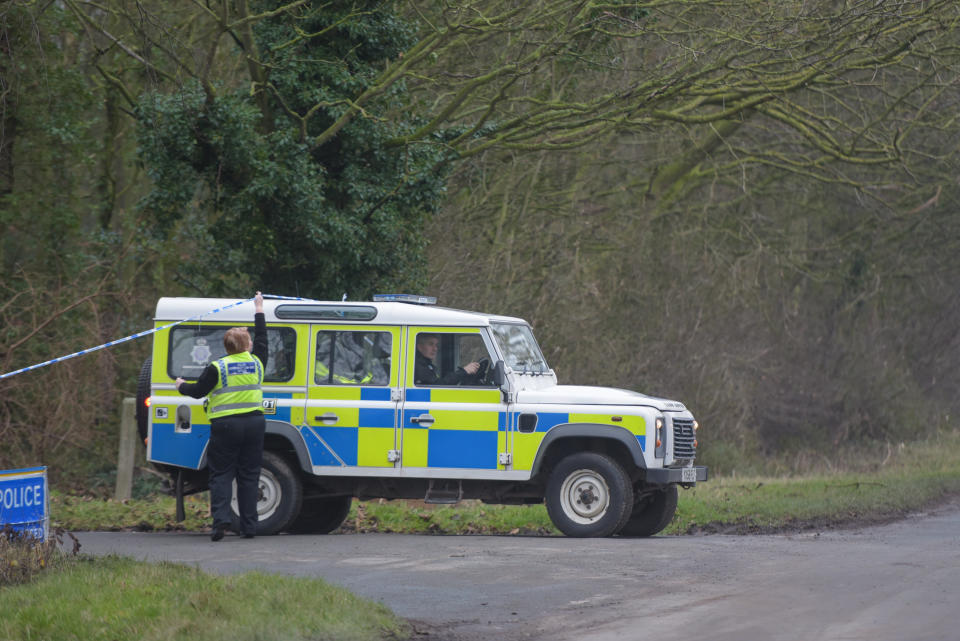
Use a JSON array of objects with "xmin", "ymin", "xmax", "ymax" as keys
[{"xmin": 0, "ymin": 526, "xmax": 79, "ymax": 587}]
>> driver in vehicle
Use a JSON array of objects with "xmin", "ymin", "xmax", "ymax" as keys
[{"xmin": 414, "ymin": 333, "xmax": 482, "ymax": 385}]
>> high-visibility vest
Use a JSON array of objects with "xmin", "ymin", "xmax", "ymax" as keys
[
  {"xmin": 206, "ymin": 352, "xmax": 263, "ymax": 419},
  {"xmin": 315, "ymin": 360, "xmax": 374, "ymax": 385}
]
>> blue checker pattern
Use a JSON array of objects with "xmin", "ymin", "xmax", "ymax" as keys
[
  {"xmin": 151, "ymin": 423, "xmax": 210, "ymax": 469},
  {"xmin": 427, "ymin": 430, "xmax": 498, "ymax": 469},
  {"xmin": 302, "ymin": 425, "xmax": 357, "ymax": 466}
]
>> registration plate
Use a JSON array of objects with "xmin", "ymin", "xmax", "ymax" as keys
[{"xmin": 681, "ymin": 467, "xmax": 697, "ymax": 483}]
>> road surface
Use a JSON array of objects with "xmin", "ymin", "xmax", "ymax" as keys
[{"xmin": 77, "ymin": 498, "xmax": 960, "ymax": 640}]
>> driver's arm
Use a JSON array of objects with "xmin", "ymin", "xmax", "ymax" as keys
[{"xmin": 439, "ymin": 361, "xmax": 480, "ymax": 385}]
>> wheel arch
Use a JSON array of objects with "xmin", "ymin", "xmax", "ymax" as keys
[
  {"xmin": 197, "ymin": 420, "xmax": 311, "ymax": 473},
  {"xmin": 530, "ymin": 423, "xmax": 646, "ymax": 479},
  {"xmin": 264, "ymin": 420, "xmax": 312, "ymax": 473}
]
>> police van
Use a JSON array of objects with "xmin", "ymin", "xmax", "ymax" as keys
[{"xmin": 137, "ymin": 295, "xmax": 707, "ymax": 538}]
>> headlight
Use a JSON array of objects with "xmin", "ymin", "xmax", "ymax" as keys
[{"xmin": 654, "ymin": 415, "xmax": 666, "ymax": 458}]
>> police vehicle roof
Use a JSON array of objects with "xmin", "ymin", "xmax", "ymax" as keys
[{"xmin": 154, "ymin": 297, "xmax": 526, "ymax": 327}]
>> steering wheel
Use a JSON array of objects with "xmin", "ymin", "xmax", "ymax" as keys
[{"xmin": 474, "ymin": 358, "xmax": 489, "ymax": 383}]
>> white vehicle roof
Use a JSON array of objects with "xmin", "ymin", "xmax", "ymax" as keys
[{"xmin": 154, "ymin": 297, "xmax": 527, "ymax": 327}]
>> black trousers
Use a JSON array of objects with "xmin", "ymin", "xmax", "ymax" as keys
[{"xmin": 208, "ymin": 412, "xmax": 265, "ymax": 534}]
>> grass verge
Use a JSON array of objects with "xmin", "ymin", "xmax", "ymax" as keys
[
  {"xmin": 51, "ymin": 432, "xmax": 960, "ymax": 536},
  {"xmin": 0, "ymin": 554, "xmax": 409, "ymax": 641},
  {"xmin": 668, "ymin": 433, "xmax": 960, "ymax": 534}
]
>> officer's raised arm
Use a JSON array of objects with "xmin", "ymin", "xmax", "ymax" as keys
[{"xmin": 252, "ymin": 291, "xmax": 268, "ymax": 368}]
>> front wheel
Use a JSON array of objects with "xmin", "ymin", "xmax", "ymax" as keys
[
  {"xmin": 618, "ymin": 485, "xmax": 678, "ymax": 537},
  {"xmin": 231, "ymin": 451, "xmax": 303, "ymax": 535},
  {"xmin": 545, "ymin": 452, "xmax": 633, "ymax": 538}
]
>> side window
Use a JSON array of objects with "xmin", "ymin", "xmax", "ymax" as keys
[
  {"xmin": 168, "ymin": 326, "xmax": 296, "ymax": 382},
  {"xmin": 315, "ymin": 330, "xmax": 392, "ymax": 386},
  {"xmin": 413, "ymin": 331, "xmax": 495, "ymax": 387}
]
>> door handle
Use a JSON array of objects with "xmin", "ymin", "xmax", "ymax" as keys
[
  {"xmin": 316, "ymin": 412, "xmax": 339, "ymax": 425},
  {"xmin": 410, "ymin": 413, "xmax": 434, "ymax": 426}
]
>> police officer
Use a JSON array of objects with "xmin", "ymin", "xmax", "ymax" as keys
[
  {"xmin": 414, "ymin": 333, "xmax": 480, "ymax": 385},
  {"xmin": 176, "ymin": 292, "xmax": 267, "ymax": 541}
]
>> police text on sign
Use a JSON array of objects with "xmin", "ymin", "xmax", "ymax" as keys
[{"xmin": 0, "ymin": 467, "xmax": 48, "ymax": 540}]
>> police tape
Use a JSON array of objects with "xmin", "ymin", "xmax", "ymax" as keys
[{"xmin": 0, "ymin": 294, "xmax": 315, "ymax": 381}]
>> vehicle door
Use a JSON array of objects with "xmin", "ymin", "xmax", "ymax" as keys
[
  {"xmin": 400, "ymin": 327, "xmax": 509, "ymax": 472},
  {"xmin": 150, "ymin": 322, "xmax": 303, "ymax": 469},
  {"xmin": 303, "ymin": 325, "xmax": 401, "ymax": 470}
]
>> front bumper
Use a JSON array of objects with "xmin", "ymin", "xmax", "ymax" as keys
[{"xmin": 644, "ymin": 465, "xmax": 709, "ymax": 484}]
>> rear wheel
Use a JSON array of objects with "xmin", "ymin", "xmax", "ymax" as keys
[
  {"xmin": 545, "ymin": 452, "xmax": 633, "ymax": 538},
  {"xmin": 231, "ymin": 451, "xmax": 302, "ymax": 535},
  {"xmin": 619, "ymin": 484, "xmax": 678, "ymax": 537},
  {"xmin": 289, "ymin": 496, "xmax": 353, "ymax": 534}
]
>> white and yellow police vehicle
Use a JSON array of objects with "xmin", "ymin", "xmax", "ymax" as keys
[{"xmin": 137, "ymin": 295, "xmax": 707, "ymax": 538}]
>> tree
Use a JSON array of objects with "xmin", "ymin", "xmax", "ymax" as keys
[
  {"xmin": 65, "ymin": 0, "xmax": 960, "ymax": 297},
  {"xmin": 422, "ymin": 0, "xmax": 960, "ymax": 462},
  {"xmin": 65, "ymin": 1, "xmax": 453, "ymax": 298},
  {"xmin": 0, "ymin": 1, "xmax": 149, "ymax": 476}
]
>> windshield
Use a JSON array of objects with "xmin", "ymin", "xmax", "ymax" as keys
[{"xmin": 490, "ymin": 323, "xmax": 549, "ymax": 373}]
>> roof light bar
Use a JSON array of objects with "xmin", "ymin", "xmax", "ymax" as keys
[{"xmin": 372, "ymin": 294, "xmax": 437, "ymax": 305}]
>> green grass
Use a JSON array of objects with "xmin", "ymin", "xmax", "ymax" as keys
[
  {"xmin": 50, "ymin": 492, "xmax": 211, "ymax": 532},
  {"xmin": 348, "ymin": 499, "xmax": 559, "ymax": 535},
  {"xmin": 51, "ymin": 431, "xmax": 960, "ymax": 536},
  {"xmin": 666, "ymin": 434, "xmax": 960, "ymax": 533},
  {"xmin": 0, "ymin": 555, "xmax": 409, "ymax": 641}
]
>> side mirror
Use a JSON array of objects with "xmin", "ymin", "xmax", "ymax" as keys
[{"xmin": 492, "ymin": 360, "xmax": 506, "ymax": 388}]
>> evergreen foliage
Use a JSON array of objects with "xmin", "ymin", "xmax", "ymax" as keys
[{"xmin": 136, "ymin": 3, "xmax": 452, "ymax": 298}]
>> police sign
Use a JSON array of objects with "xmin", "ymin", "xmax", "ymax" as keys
[{"xmin": 0, "ymin": 466, "xmax": 48, "ymax": 541}]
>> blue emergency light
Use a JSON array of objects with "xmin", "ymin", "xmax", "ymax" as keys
[{"xmin": 372, "ymin": 294, "xmax": 437, "ymax": 305}]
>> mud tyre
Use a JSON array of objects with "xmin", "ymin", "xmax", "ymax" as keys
[
  {"xmin": 231, "ymin": 451, "xmax": 303, "ymax": 535},
  {"xmin": 619, "ymin": 484, "xmax": 679, "ymax": 537},
  {"xmin": 289, "ymin": 496, "xmax": 353, "ymax": 534},
  {"xmin": 545, "ymin": 452, "xmax": 633, "ymax": 538}
]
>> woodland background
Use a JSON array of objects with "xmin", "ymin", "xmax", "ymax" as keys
[{"xmin": 2, "ymin": 0, "xmax": 959, "ymax": 487}]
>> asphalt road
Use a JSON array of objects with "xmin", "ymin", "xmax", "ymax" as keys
[{"xmin": 76, "ymin": 498, "xmax": 960, "ymax": 641}]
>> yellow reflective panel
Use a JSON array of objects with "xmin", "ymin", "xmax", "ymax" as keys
[
  {"xmin": 513, "ymin": 433, "xmax": 545, "ymax": 472},
  {"xmin": 293, "ymin": 325, "xmax": 309, "ymax": 385},
  {"xmin": 428, "ymin": 409, "xmax": 499, "ymax": 431},
  {"xmin": 401, "ymin": 430, "xmax": 428, "ymax": 467},
  {"xmin": 151, "ymin": 328, "xmax": 171, "ymax": 380},
  {"xmin": 308, "ymin": 387, "xmax": 362, "ymax": 401},
  {"xmin": 288, "ymin": 401, "xmax": 305, "ymax": 426},
  {"xmin": 357, "ymin": 427, "xmax": 396, "ymax": 467},
  {"xmin": 569, "ymin": 413, "xmax": 645, "ymax": 436},
  {"xmin": 430, "ymin": 389, "xmax": 501, "ymax": 404}
]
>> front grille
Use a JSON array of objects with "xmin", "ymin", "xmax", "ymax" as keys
[{"xmin": 672, "ymin": 418, "xmax": 696, "ymax": 460}]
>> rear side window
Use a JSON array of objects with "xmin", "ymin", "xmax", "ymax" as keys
[
  {"xmin": 315, "ymin": 330, "xmax": 392, "ymax": 386},
  {"xmin": 168, "ymin": 326, "xmax": 296, "ymax": 382}
]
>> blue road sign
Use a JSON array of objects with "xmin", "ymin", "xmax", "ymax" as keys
[{"xmin": 0, "ymin": 466, "xmax": 48, "ymax": 541}]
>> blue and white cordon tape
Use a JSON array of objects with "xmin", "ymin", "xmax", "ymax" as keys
[{"xmin": 0, "ymin": 294, "xmax": 316, "ymax": 381}]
